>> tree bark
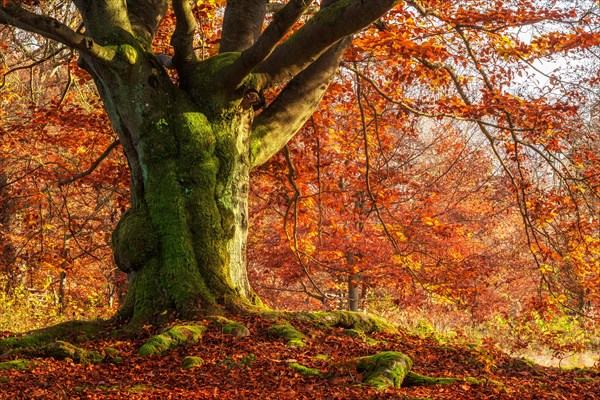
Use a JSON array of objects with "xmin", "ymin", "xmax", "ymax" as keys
[
  {"xmin": 348, "ymin": 275, "xmax": 360, "ymax": 312},
  {"xmin": 94, "ymin": 53, "xmax": 264, "ymax": 328}
]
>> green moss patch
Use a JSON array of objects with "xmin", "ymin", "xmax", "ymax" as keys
[
  {"xmin": 356, "ymin": 351, "xmax": 413, "ymax": 390},
  {"xmin": 268, "ymin": 322, "xmax": 306, "ymax": 347},
  {"xmin": 573, "ymin": 368, "xmax": 600, "ymax": 376},
  {"xmin": 44, "ymin": 320, "xmax": 105, "ymax": 341},
  {"xmin": 111, "ymin": 208, "xmax": 158, "ymax": 273},
  {"xmin": 104, "ymin": 348, "xmax": 123, "ymax": 364},
  {"xmin": 463, "ymin": 377, "xmax": 486, "ymax": 385},
  {"xmin": 44, "ymin": 341, "xmax": 104, "ymax": 364},
  {"xmin": 138, "ymin": 324, "xmax": 206, "ymax": 356},
  {"xmin": 0, "ymin": 320, "xmax": 105, "ymax": 354},
  {"xmin": 128, "ymin": 384, "xmax": 155, "ymax": 394},
  {"xmin": 437, "ymin": 345, "xmax": 457, "ymax": 352},
  {"xmin": 210, "ymin": 316, "xmax": 250, "ymax": 338},
  {"xmin": 0, "ymin": 359, "xmax": 32, "ymax": 371},
  {"xmin": 288, "ymin": 362, "xmax": 324, "ymax": 377},
  {"xmin": 294, "ymin": 311, "xmax": 397, "ymax": 334},
  {"xmin": 462, "ymin": 376, "xmax": 505, "ymax": 390},
  {"xmin": 0, "ymin": 333, "xmax": 50, "ymax": 354},
  {"xmin": 181, "ymin": 356, "xmax": 204, "ymax": 369},
  {"xmin": 314, "ymin": 354, "xmax": 331, "ymax": 361},
  {"xmin": 510, "ymin": 357, "xmax": 537, "ymax": 370},
  {"xmin": 258, "ymin": 311, "xmax": 286, "ymax": 320}
]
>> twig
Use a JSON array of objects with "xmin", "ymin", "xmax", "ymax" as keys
[{"xmin": 58, "ymin": 139, "xmax": 121, "ymax": 186}]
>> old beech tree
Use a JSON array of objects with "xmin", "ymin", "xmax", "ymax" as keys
[{"xmin": 0, "ymin": 0, "xmax": 400, "ymax": 326}]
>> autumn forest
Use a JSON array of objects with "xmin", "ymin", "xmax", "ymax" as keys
[{"xmin": 0, "ymin": 0, "xmax": 599, "ymax": 398}]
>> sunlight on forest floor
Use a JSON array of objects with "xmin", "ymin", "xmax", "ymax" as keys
[
  {"xmin": 377, "ymin": 307, "xmax": 600, "ymax": 370},
  {"xmin": 516, "ymin": 351, "xmax": 599, "ymax": 369}
]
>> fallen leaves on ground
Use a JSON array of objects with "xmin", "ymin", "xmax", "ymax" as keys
[{"xmin": 0, "ymin": 314, "xmax": 598, "ymax": 399}]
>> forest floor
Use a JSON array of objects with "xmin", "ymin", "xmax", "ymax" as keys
[{"xmin": 0, "ymin": 312, "xmax": 598, "ymax": 399}]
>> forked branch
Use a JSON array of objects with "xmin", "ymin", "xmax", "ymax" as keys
[
  {"xmin": 255, "ymin": 0, "xmax": 399, "ymax": 87},
  {"xmin": 222, "ymin": 0, "xmax": 311, "ymax": 89}
]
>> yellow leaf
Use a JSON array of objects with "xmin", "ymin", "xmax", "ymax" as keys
[
  {"xmin": 391, "ymin": 254, "xmax": 404, "ymax": 264},
  {"xmin": 539, "ymin": 264, "xmax": 553, "ymax": 274}
]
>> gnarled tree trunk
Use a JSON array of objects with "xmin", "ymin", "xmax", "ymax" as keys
[{"xmin": 96, "ymin": 52, "xmax": 262, "ymax": 327}]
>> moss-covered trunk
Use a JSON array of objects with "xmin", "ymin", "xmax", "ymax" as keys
[
  {"xmin": 114, "ymin": 114, "xmax": 257, "ymax": 327},
  {"xmin": 87, "ymin": 49, "xmax": 262, "ymax": 328}
]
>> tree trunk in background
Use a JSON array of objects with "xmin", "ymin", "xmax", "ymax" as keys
[
  {"xmin": 346, "ymin": 252, "xmax": 360, "ymax": 312},
  {"xmin": 348, "ymin": 274, "xmax": 361, "ymax": 312},
  {"xmin": 58, "ymin": 271, "xmax": 66, "ymax": 314},
  {"xmin": 0, "ymin": 161, "xmax": 17, "ymax": 293}
]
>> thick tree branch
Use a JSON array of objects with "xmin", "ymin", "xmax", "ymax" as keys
[
  {"xmin": 266, "ymin": 3, "xmax": 320, "ymax": 14},
  {"xmin": 126, "ymin": 0, "xmax": 169, "ymax": 46},
  {"xmin": 0, "ymin": 2, "xmax": 117, "ymax": 64},
  {"xmin": 171, "ymin": 0, "xmax": 198, "ymax": 67},
  {"xmin": 256, "ymin": 0, "xmax": 399, "ymax": 87},
  {"xmin": 222, "ymin": 0, "xmax": 311, "ymax": 89},
  {"xmin": 72, "ymin": 0, "xmax": 133, "ymax": 44},
  {"xmin": 220, "ymin": 0, "xmax": 268, "ymax": 53},
  {"xmin": 250, "ymin": 37, "xmax": 351, "ymax": 168}
]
